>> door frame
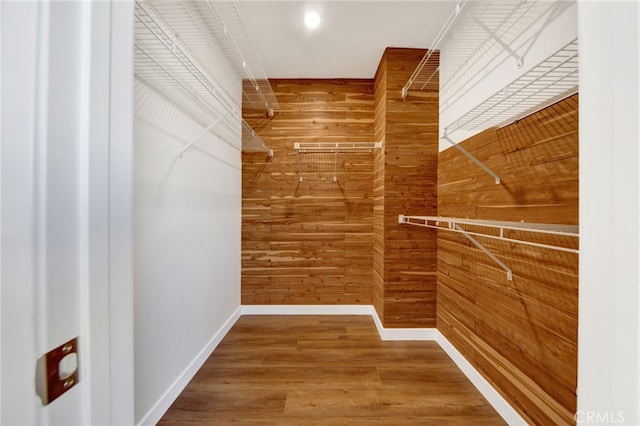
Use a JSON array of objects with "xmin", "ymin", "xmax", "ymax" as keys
[{"xmin": 84, "ymin": 1, "xmax": 135, "ymax": 424}]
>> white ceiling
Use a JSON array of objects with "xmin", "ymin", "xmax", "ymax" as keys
[{"xmin": 234, "ymin": 1, "xmax": 458, "ymax": 79}]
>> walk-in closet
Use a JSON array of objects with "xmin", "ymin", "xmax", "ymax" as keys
[{"xmin": 0, "ymin": 1, "xmax": 637, "ymax": 425}]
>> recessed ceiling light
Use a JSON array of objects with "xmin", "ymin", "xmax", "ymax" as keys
[{"xmin": 304, "ymin": 11, "xmax": 321, "ymax": 29}]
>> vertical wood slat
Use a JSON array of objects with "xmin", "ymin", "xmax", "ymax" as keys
[
  {"xmin": 374, "ymin": 48, "xmax": 440, "ymax": 328},
  {"xmin": 242, "ymin": 79, "xmax": 375, "ymax": 305},
  {"xmin": 437, "ymin": 94, "xmax": 579, "ymax": 425}
]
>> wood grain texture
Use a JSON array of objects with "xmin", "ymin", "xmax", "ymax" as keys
[
  {"xmin": 159, "ymin": 315, "xmax": 506, "ymax": 425},
  {"xmin": 437, "ymin": 94, "xmax": 579, "ymax": 425},
  {"xmin": 374, "ymin": 48, "xmax": 439, "ymax": 327},
  {"xmin": 242, "ymin": 80, "xmax": 375, "ymax": 305}
]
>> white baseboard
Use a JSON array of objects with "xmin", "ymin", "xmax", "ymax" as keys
[
  {"xmin": 241, "ymin": 304, "xmax": 374, "ymax": 316},
  {"xmin": 136, "ymin": 306, "xmax": 242, "ymax": 426},
  {"xmin": 436, "ymin": 332, "xmax": 527, "ymax": 425},
  {"xmin": 370, "ymin": 308, "xmax": 438, "ymax": 341}
]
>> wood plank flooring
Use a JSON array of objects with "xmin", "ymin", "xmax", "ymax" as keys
[{"xmin": 159, "ymin": 315, "xmax": 505, "ymax": 425}]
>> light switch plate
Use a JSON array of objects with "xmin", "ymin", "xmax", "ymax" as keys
[{"xmin": 36, "ymin": 337, "xmax": 79, "ymax": 405}]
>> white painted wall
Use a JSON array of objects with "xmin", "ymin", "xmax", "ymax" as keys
[
  {"xmin": 133, "ymin": 74, "xmax": 242, "ymax": 423},
  {"xmin": 578, "ymin": 1, "xmax": 639, "ymax": 425}
]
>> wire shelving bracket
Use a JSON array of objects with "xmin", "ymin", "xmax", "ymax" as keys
[
  {"xmin": 471, "ymin": 14, "xmax": 523, "ymax": 69},
  {"xmin": 398, "ymin": 215, "xmax": 579, "ymax": 281},
  {"xmin": 179, "ymin": 110, "xmax": 234, "ymax": 158},
  {"xmin": 441, "ymin": 135, "xmax": 501, "ymax": 184},
  {"xmin": 243, "ymin": 122, "xmax": 273, "ymax": 157}
]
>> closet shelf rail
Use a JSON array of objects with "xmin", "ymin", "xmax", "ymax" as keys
[
  {"xmin": 398, "ymin": 215, "xmax": 579, "ymax": 281},
  {"xmin": 294, "ymin": 142, "xmax": 383, "ymax": 152},
  {"xmin": 294, "ymin": 142, "xmax": 382, "ymax": 182},
  {"xmin": 134, "ymin": 0, "xmax": 273, "ymax": 158}
]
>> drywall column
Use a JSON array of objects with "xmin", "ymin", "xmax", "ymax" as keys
[
  {"xmin": 373, "ymin": 48, "xmax": 439, "ymax": 327},
  {"xmin": 578, "ymin": 2, "xmax": 639, "ymax": 424}
]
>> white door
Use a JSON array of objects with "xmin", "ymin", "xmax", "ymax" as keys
[{"xmin": 1, "ymin": 1, "xmax": 134, "ymax": 424}]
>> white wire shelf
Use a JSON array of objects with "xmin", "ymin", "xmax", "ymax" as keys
[
  {"xmin": 402, "ymin": 0, "xmax": 466, "ymax": 97},
  {"xmin": 134, "ymin": 0, "xmax": 273, "ymax": 157},
  {"xmin": 403, "ymin": 0, "xmax": 574, "ymax": 100},
  {"xmin": 294, "ymin": 142, "xmax": 383, "ymax": 153},
  {"xmin": 399, "ymin": 215, "xmax": 579, "ymax": 281},
  {"xmin": 146, "ymin": 0, "xmax": 279, "ymax": 116},
  {"xmin": 403, "ymin": 0, "xmax": 578, "ymax": 139},
  {"xmin": 444, "ymin": 38, "xmax": 578, "ymax": 134},
  {"xmin": 294, "ymin": 142, "xmax": 382, "ymax": 182}
]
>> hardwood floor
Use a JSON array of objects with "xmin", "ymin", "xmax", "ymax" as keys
[{"xmin": 159, "ymin": 315, "xmax": 506, "ymax": 425}]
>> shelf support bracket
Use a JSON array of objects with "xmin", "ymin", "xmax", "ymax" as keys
[
  {"xmin": 453, "ymin": 223, "xmax": 513, "ymax": 281},
  {"xmin": 333, "ymin": 145, "xmax": 338, "ymax": 182},
  {"xmin": 442, "ymin": 135, "xmax": 501, "ymax": 184},
  {"xmin": 472, "ymin": 15, "xmax": 523, "ymax": 68},
  {"xmin": 178, "ymin": 110, "xmax": 233, "ymax": 158},
  {"xmin": 297, "ymin": 149, "xmax": 303, "ymax": 182}
]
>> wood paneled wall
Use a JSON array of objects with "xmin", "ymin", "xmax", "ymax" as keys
[
  {"xmin": 373, "ymin": 48, "xmax": 439, "ymax": 327},
  {"xmin": 373, "ymin": 53, "xmax": 387, "ymax": 323},
  {"xmin": 437, "ymin": 94, "xmax": 579, "ymax": 425},
  {"xmin": 242, "ymin": 79, "xmax": 375, "ymax": 305}
]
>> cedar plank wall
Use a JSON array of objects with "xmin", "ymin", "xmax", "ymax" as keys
[
  {"xmin": 242, "ymin": 80, "xmax": 375, "ymax": 305},
  {"xmin": 372, "ymin": 53, "xmax": 387, "ymax": 322},
  {"xmin": 374, "ymin": 48, "xmax": 439, "ymax": 327},
  {"xmin": 437, "ymin": 94, "xmax": 579, "ymax": 425}
]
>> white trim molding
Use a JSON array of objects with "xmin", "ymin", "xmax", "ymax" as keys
[
  {"xmin": 436, "ymin": 332, "xmax": 527, "ymax": 425},
  {"xmin": 241, "ymin": 304, "xmax": 374, "ymax": 316},
  {"xmin": 370, "ymin": 308, "xmax": 438, "ymax": 341}
]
